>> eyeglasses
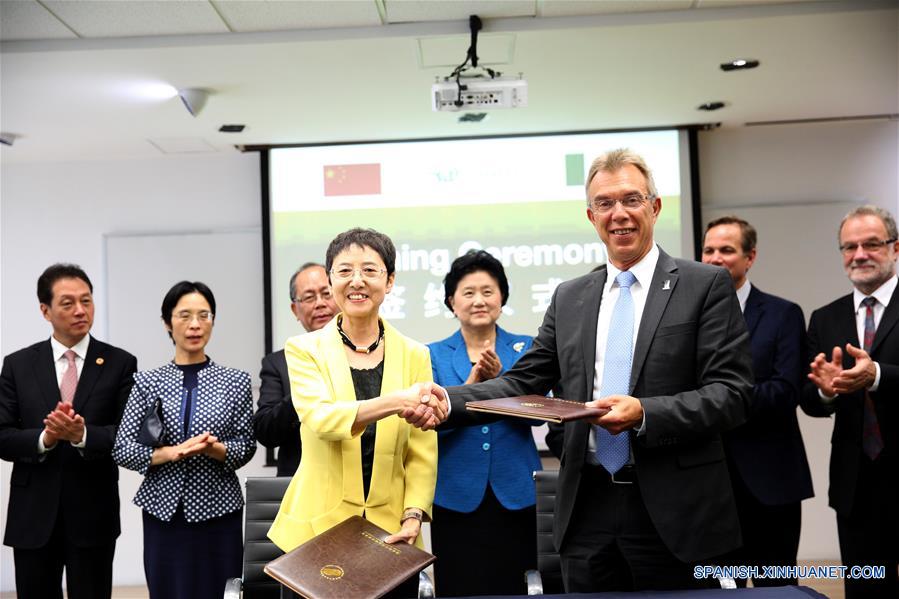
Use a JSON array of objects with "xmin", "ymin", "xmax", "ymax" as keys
[
  {"xmin": 839, "ymin": 238, "xmax": 897, "ymax": 255},
  {"xmin": 591, "ymin": 193, "xmax": 651, "ymax": 213},
  {"xmin": 294, "ymin": 290, "xmax": 333, "ymax": 305},
  {"xmin": 330, "ymin": 267, "xmax": 387, "ymax": 280},
  {"xmin": 174, "ymin": 310, "xmax": 213, "ymax": 323}
]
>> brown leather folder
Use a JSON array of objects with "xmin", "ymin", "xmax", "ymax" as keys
[
  {"xmin": 464, "ymin": 395, "xmax": 609, "ymax": 423},
  {"xmin": 264, "ymin": 515, "xmax": 435, "ymax": 599}
]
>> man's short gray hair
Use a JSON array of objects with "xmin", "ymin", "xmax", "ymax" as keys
[
  {"xmin": 585, "ymin": 148, "xmax": 659, "ymax": 207},
  {"xmin": 288, "ymin": 262, "xmax": 325, "ymax": 302},
  {"xmin": 838, "ymin": 205, "xmax": 898, "ymax": 244}
]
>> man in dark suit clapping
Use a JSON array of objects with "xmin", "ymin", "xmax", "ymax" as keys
[
  {"xmin": 253, "ymin": 262, "xmax": 337, "ymax": 476},
  {"xmin": 702, "ymin": 216, "xmax": 814, "ymax": 587},
  {"xmin": 419, "ymin": 149, "xmax": 754, "ymax": 592},
  {"xmin": 802, "ymin": 205, "xmax": 899, "ymax": 599},
  {"xmin": 0, "ymin": 263, "xmax": 137, "ymax": 599}
]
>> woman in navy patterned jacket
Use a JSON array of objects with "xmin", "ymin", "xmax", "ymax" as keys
[{"xmin": 113, "ymin": 281, "xmax": 256, "ymax": 599}]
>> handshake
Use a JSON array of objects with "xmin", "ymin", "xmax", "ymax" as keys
[{"xmin": 395, "ymin": 382, "xmax": 450, "ymax": 431}]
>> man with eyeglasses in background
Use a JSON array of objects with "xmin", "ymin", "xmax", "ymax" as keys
[
  {"xmin": 253, "ymin": 262, "xmax": 338, "ymax": 476},
  {"xmin": 0, "ymin": 263, "xmax": 137, "ymax": 598},
  {"xmin": 422, "ymin": 148, "xmax": 754, "ymax": 591},
  {"xmin": 802, "ymin": 205, "xmax": 899, "ymax": 599},
  {"xmin": 702, "ymin": 216, "xmax": 813, "ymax": 587}
]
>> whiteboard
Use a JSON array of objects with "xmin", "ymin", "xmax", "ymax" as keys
[{"xmin": 104, "ymin": 229, "xmax": 264, "ymax": 382}]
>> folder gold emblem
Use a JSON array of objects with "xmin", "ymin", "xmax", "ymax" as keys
[{"xmin": 320, "ymin": 565, "xmax": 344, "ymax": 580}]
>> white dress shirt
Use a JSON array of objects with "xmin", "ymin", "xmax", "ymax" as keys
[
  {"xmin": 586, "ymin": 244, "xmax": 659, "ymax": 462},
  {"xmin": 735, "ymin": 280, "xmax": 752, "ymax": 314},
  {"xmin": 39, "ymin": 334, "xmax": 90, "ymax": 452}
]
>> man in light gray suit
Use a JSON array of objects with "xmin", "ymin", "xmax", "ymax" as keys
[{"xmin": 416, "ymin": 149, "xmax": 754, "ymax": 592}]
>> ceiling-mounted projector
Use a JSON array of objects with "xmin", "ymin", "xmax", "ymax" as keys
[
  {"xmin": 431, "ymin": 15, "xmax": 528, "ymax": 113},
  {"xmin": 432, "ymin": 76, "xmax": 528, "ymax": 112}
]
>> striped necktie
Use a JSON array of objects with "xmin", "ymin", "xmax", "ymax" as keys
[{"xmin": 861, "ymin": 296, "xmax": 883, "ymax": 460}]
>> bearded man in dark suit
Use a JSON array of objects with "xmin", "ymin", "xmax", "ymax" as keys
[
  {"xmin": 413, "ymin": 148, "xmax": 754, "ymax": 592},
  {"xmin": 802, "ymin": 205, "xmax": 899, "ymax": 599},
  {"xmin": 0, "ymin": 263, "xmax": 137, "ymax": 599}
]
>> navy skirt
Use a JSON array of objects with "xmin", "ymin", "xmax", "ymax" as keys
[{"xmin": 143, "ymin": 505, "xmax": 243, "ymax": 599}]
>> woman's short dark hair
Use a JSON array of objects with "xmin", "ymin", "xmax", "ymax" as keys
[
  {"xmin": 161, "ymin": 281, "xmax": 216, "ymax": 339},
  {"xmin": 443, "ymin": 250, "xmax": 509, "ymax": 311},
  {"xmin": 37, "ymin": 263, "xmax": 93, "ymax": 305},
  {"xmin": 325, "ymin": 228, "xmax": 396, "ymax": 277}
]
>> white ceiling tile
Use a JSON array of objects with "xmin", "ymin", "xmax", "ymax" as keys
[
  {"xmin": 41, "ymin": 0, "xmax": 229, "ymax": 38},
  {"xmin": 539, "ymin": 0, "xmax": 693, "ymax": 17},
  {"xmin": 696, "ymin": 0, "xmax": 821, "ymax": 7},
  {"xmin": 212, "ymin": 0, "xmax": 383, "ymax": 32},
  {"xmin": 386, "ymin": 0, "xmax": 536, "ymax": 24},
  {"xmin": 148, "ymin": 137, "xmax": 219, "ymax": 154},
  {"xmin": 0, "ymin": 0, "xmax": 77, "ymax": 41}
]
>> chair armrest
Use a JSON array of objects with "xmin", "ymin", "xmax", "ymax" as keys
[
  {"xmin": 525, "ymin": 569, "xmax": 544, "ymax": 595},
  {"xmin": 223, "ymin": 577, "xmax": 242, "ymax": 599},
  {"xmin": 418, "ymin": 570, "xmax": 435, "ymax": 599}
]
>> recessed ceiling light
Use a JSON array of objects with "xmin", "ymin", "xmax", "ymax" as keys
[
  {"xmin": 123, "ymin": 81, "xmax": 178, "ymax": 101},
  {"xmin": 219, "ymin": 124, "xmax": 246, "ymax": 133},
  {"xmin": 720, "ymin": 58, "xmax": 759, "ymax": 72},
  {"xmin": 458, "ymin": 112, "xmax": 488, "ymax": 123},
  {"xmin": 698, "ymin": 101, "xmax": 726, "ymax": 111}
]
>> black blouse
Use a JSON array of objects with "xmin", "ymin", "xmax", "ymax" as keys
[
  {"xmin": 175, "ymin": 358, "xmax": 210, "ymax": 436},
  {"xmin": 350, "ymin": 360, "xmax": 384, "ymax": 499}
]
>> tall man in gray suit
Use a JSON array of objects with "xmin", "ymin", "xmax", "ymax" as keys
[
  {"xmin": 417, "ymin": 149, "xmax": 754, "ymax": 591},
  {"xmin": 253, "ymin": 262, "xmax": 337, "ymax": 476}
]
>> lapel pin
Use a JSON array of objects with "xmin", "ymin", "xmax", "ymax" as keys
[
  {"xmin": 662, "ymin": 280, "xmax": 671, "ymax": 290},
  {"xmin": 513, "ymin": 342, "xmax": 525, "ymax": 353},
  {"xmin": 95, "ymin": 357, "xmax": 104, "ymax": 365}
]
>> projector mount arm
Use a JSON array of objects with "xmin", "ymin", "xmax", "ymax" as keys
[{"xmin": 447, "ymin": 15, "xmax": 500, "ymax": 108}]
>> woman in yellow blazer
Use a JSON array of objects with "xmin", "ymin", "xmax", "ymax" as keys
[{"xmin": 269, "ymin": 228, "xmax": 440, "ymax": 598}]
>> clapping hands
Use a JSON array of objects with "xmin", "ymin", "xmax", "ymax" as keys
[
  {"xmin": 43, "ymin": 401, "xmax": 86, "ymax": 446},
  {"xmin": 809, "ymin": 343, "xmax": 876, "ymax": 396},
  {"xmin": 465, "ymin": 341, "xmax": 501, "ymax": 384},
  {"xmin": 151, "ymin": 432, "xmax": 226, "ymax": 465}
]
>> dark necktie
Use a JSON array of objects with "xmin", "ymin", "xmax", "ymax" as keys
[
  {"xmin": 861, "ymin": 296, "xmax": 883, "ymax": 460},
  {"xmin": 595, "ymin": 270, "xmax": 637, "ymax": 474}
]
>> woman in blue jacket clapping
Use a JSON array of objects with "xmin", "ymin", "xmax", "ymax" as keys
[{"xmin": 428, "ymin": 251, "xmax": 541, "ymax": 597}]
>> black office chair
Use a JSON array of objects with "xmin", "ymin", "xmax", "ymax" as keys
[
  {"xmin": 523, "ymin": 469, "xmax": 736, "ymax": 595},
  {"xmin": 525, "ymin": 469, "xmax": 564, "ymax": 595},
  {"xmin": 224, "ymin": 476, "xmax": 292, "ymax": 599},
  {"xmin": 223, "ymin": 476, "xmax": 435, "ymax": 599}
]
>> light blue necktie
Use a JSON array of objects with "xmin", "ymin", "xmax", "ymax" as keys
[{"xmin": 595, "ymin": 270, "xmax": 637, "ymax": 474}]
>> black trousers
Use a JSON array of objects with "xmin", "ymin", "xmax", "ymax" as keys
[
  {"xmin": 431, "ymin": 486, "xmax": 537, "ymax": 597},
  {"xmin": 142, "ymin": 505, "xmax": 242, "ymax": 599},
  {"xmin": 13, "ymin": 509, "xmax": 115, "ymax": 599},
  {"xmin": 725, "ymin": 466, "xmax": 802, "ymax": 587},
  {"xmin": 837, "ymin": 454, "xmax": 898, "ymax": 599},
  {"xmin": 559, "ymin": 464, "xmax": 709, "ymax": 593}
]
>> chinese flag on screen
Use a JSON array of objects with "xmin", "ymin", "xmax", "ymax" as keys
[{"xmin": 323, "ymin": 163, "xmax": 382, "ymax": 196}]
